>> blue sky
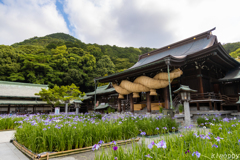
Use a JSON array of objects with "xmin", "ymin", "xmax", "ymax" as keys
[
  {"xmin": 55, "ymin": 0, "xmax": 72, "ymax": 34},
  {"xmin": 0, "ymin": 0, "xmax": 240, "ymax": 48}
]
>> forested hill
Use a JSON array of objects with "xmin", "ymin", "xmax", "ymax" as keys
[{"xmin": 0, "ymin": 33, "xmax": 155, "ymax": 92}]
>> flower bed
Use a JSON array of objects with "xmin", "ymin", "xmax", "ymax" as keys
[
  {"xmin": 0, "ymin": 115, "xmax": 25, "ymax": 130},
  {"xmin": 96, "ymin": 117, "xmax": 240, "ymax": 160},
  {"xmin": 197, "ymin": 115, "xmax": 222, "ymax": 127},
  {"xmin": 13, "ymin": 112, "xmax": 178, "ymax": 154}
]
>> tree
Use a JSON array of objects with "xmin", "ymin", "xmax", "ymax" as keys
[
  {"xmin": 229, "ymin": 48, "xmax": 240, "ymax": 58},
  {"xmin": 86, "ymin": 45, "xmax": 103, "ymax": 61},
  {"xmin": 96, "ymin": 55, "xmax": 115, "ymax": 77},
  {"xmin": 36, "ymin": 83, "xmax": 85, "ymax": 113}
]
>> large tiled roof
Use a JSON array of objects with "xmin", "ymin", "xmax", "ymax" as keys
[
  {"xmin": 219, "ymin": 67, "xmax": 240, "ymax": 81},
  {"xmin": 130, "ymin": 35, "xmax": 216, "ymax": 69},
  {"xmin": 0, "ymin": 81, "xmax": 48, "ymax": 98},
  {"xmin": 86, "ymin": 83, "xmax": 115, "ymax": 96}
]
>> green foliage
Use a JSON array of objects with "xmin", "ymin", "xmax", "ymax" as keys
[
  {"xmin": 178, "ymin": 104, "xmax": 183, "ymax": 113},
  {"xmin": 0, "ymin": 32, "xmax": 156, "ymax": 92},
  {"xmin": 97, "ymin": 118, "xmax": 240, "ymax": 160},
  {"xmin": 36, "ymin": 83, "xmax": 84, "ymax": 107},
  {"xmin": 223, "ymin": 42, "xmax": 240, "ymax": 53},
  {"xmin": 229, "ymin": 48, "xmax": 240, "ymax": 58}
]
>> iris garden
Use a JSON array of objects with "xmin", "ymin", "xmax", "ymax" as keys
[
  {"xmin": 1, "ymin": 113, "xmax": 240, "ymax": 159},
  {"xmin": 95, "ymin": 116, "xmax": 240, "ymax": 160}
]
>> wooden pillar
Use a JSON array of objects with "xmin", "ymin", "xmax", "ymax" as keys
[
  {"xmin": 146, "ymin": 92, "xmax": 151, "ymax": 113},
  {"xmin": 123, "ymin": 101, "xmax": 126, "ymax": 112},
  {"xmin": 220, "ymin": 104, "xmax": 223, "ymax": 111},
  {"xmin": 197, "ymin": 102, "xmax": 200, "ymax": 110},
  {"xmin": 209, "ymin": 101, "xmax": 212, "ymax": 110},
  {"xmin": 198, "ymin": 69, "xmax": 204, "ymax": 94},
  {"xmin": 214, "ymin": 102, "xmax": 217, "ymax": 110},
  {"xmin": 117, "ymin": 99, "xmax": 121, "ymax": 113},
  {"xmin": 164, "ymin": 87, "xmax": 169, "ymax": 109},
  {"xmin": 8, "ymin": 105, "xmax": 10, "ymax": 114},
  {"xmin": 237, "ymin": 105, "xmax": 240, "ymax": 112},
  {"xmin": 130, "ymin": 93, "xmax": 134, "ymax": 113}
]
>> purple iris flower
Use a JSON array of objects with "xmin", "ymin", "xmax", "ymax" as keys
[
  {"xmin": 219, "ymin": 127, "xmax": 222, "ymax": 130},
  {"xmin": 43, "ymin": 128, "xmax": 47, "ymax": 131},
  {"xmin": 215, "ymin": 137, "xmax": 223, "ymax": 142},
  {"xmin": 140, "ymin": 132, "xmax": 146, "ymax": 136},
  {"xmin": 148, "ymin": 144, "xmax": 153, "ymax": 149},
  {"xmin": 148, "ymin": 141, "xmax": 155, "ymax": 149},
  {"xmin": 185, "ymin": 150, "xmax": 190, "ymax": 154},
  {"xmin": 155, "ymin": 140, "xmax": 166, "ymax": 148},
  {"xmin": 112, "ymin": 146, "xmax": 118, "ymax": 151},
  {"xmin": 98, "ymin": 140, "xmax": 104, "ymax": 144},
  {"xmin": 192, "ymin": 151, "xmax": 201, "ymax": 158},
  {"xmin": 156, "ymin": 127, "xmax": 159, "ymax": 130},
  {"xmin": 212, "ymin": 144, "xmax": 218, "ymax": 148},
  {"xmin": 92, "ymin": 144, "xmax": 100, "ymax": 151},
  {"xmin": 110, "ymin": 141, "xmax": 117, "ymax": 145},
  {"xmin": 145, "ymin": 154, "xmax": 152, "ymax": 158},
  {"xmin": 172, "ymin": 127, "xmax": 176, "ymax": 130}
]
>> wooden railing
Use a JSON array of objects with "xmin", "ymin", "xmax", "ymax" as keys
[
  {"xmin": 173, "ymin": 94, "xmax": 181, "ymax": 108},
  {"xmin": 173, "ymin": 92, "xmax": 239, "ymax": 107}
]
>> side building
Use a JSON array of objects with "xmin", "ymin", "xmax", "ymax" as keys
[{"xmin": 0, "ymin": 81, "xmax": 51, "ymax": 114}]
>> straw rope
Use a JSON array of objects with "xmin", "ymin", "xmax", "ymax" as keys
[{"xmin": 112, "ymin": 68, "xmax": 183, "ymax": 98}]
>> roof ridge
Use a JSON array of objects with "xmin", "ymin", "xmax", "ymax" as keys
[
  {"xmin": 138, "ymin": 27, "xmax": 216, "ymax": 61},
  {"xmin": 0, "ymin": 81, "xmax": 48, "ymax": 87}
]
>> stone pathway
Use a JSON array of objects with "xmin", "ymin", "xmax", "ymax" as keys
[{"xmin": 0, "ymin": 130, "xmax": 29, "ymax": 160}]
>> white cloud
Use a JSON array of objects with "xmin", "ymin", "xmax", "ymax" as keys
[
  {"xmin": 0, "ymin": 0, "xmax": 69, "ymax": 45},
  {"xmin": 1, "ymin": 0, "xmax": 240, "ymax": 47},
  {"xmin": 64, "ymin": 0, "xmax": 240, "ymax": 48}
]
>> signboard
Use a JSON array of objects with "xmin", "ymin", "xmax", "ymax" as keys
[{"xmin": 55, "ymin": 107, "xmax": 60, "ymax": 114}]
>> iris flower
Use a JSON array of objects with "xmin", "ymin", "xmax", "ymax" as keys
[
  {"xmin": 192, "ymin": 151, "xmax": 201, "ymax": 158},
  {"xmin": 212, "ymin": 144, "xmax": 218, "ymax": 148},
  {"xmin": 112, "ymin": 146, "xmax": 118, "ymax": 151},
  {"xmin": 145, "ymin": 154, "xmax": 152, "ymax": 158},
  {"xmin": 215, "ymin": 137, "xmax": 223, "ymax": 142},
  {"xmin": 155, "ymin": 140, "xmax": 166, "ymax": 148},
  {"xmin": 140, "ymin": 132, "xmax": 146, "ymax": 136}
]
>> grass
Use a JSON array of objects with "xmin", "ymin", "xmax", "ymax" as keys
[
  {"xmin": 95, "ymin": 117, "xmax": 240, "ymax": 160},
  {"xmin": 12, "ymin": 112, "xmax": 178, "ymax": 153},
  {"xmin": 0, "ymin": 115, "xmax": 25, "ymax": 130}
]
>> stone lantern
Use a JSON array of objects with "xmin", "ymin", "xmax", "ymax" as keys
[
  {"xmin": 73, "ymin": 100, "xmax": 82, "ymax": 114},
  {"xmin": 173, "ymin": 85, "xmax": 197, "ymax": 126}
]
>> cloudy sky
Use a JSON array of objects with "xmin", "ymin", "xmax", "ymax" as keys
[{"xmin": 0, "ymin": 0, "xmax": 240, "ymax": 48}]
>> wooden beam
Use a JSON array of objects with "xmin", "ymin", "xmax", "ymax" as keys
[
  {"xmin": 164, "ymin": 87, "xmax": 169, "ymax": 109},
  {"xmin": 214, "ymin": 102, "xmax": 217, "ymax": 110},
  {"xmin": 146, "ymin": 92, "xmax": 151, "ymax": 113},
  {"xmin": 209, "ymin": 102, "xmax": 212, "ymax": 110},
  {"xmin": 130, "ymin": 93, "xmax": 134, "ymax": 113},
  {"xmin": 198, "ymin": 69, "xmax": 204, "ymax": 94},
  {"xmin": 8, "ymin": 105, "xmax": 10, "ymax": 114},
  {"xmin": 117, "ymin": 99, "xmax": 121, "ymax": 113},
  {"xmin": 197, "ymin": 102, "xmax": 200, "ymax": 110}
]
